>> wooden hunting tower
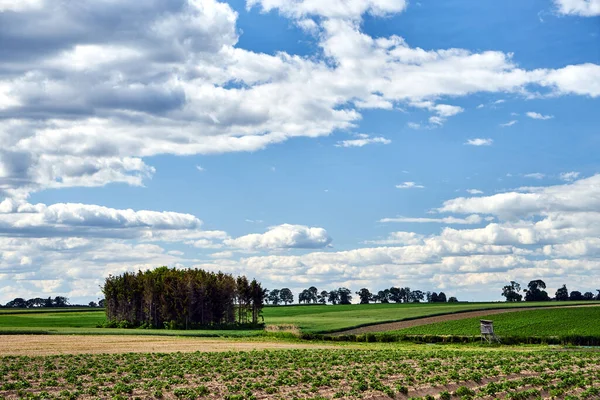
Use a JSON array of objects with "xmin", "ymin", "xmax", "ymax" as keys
[{"xmin": 480, "ymin": 319, "xmax": 500, "ymax": 343}]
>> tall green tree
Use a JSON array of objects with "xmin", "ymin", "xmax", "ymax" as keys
[
  {"xmin": 501, "ymin": 281, "xmax": 523, "ymax": 302},
  {"xmin": 279, "ymin": 288, "xmax": 294, "ymax": 305},
  {"xmin": 338, "ymin": 287, "xmax": 352, "ymax": 305},
  {"xmin": 555, "ymin": 284, "xmax": 569, "ymax": 301},
  {"xmin": 356, "ymin": 288, "xmax": 373, "ymax": 304}
]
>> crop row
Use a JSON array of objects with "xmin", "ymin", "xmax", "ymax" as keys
[{"xmin": 1, "ymin": 348, "xmax": 600, "ymax": 399}]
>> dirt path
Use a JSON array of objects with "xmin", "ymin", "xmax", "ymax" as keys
[
  {"xmin": 331, "ymin": 304, "xmax": 600, "ymax": 336},
  {"xmin": 0, "ymin": 335, "xmax": 339, "ymax": 356}
]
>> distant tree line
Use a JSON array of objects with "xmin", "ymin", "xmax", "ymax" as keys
[
  {"xmin": 502, "ymin": 280, "xmax": 600, "ymax": 302},
  {"xmin": 0, "ymin": 296, "xmax": 72, "ymax": 308},
  {"xmin": 265, "ymin": 286, "xmax": 458, "ymax": 305},
  {"xmin": 102, "ymin": 266, "xmax": 266, "ymax": 330}
]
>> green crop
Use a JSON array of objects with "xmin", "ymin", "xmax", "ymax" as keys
[{"xmin": 1, "ymin": 347, "xmax": 600, "ymax": 399}]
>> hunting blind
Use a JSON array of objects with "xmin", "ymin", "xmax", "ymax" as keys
[{"xmin": 480, "ymin": 319, "xmax": 500, "ymax": 343}]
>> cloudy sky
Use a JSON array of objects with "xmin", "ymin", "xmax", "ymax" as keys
[{"xmin": 0, "ymin": 0, "xmax": 599, "ymax": 304}]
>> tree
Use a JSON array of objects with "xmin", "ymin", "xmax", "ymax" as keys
[
  {"xmin": 524, "ymin": 280, "xmax": 550, "ymax": 302},
  {"xmin": 298, "ymin": 289, "xmax": 311, "ymax": 304},
  {"xmin": 436, "ymin": 292, "xmax": 447, "ymax": 303},
  {"xmin": 401, "ymin": 287, "xmax": 411, "ymax": 303},
  {"xmin": 279, "ymin": 288, "xmax": 294, "ymax": 305},
  {"xmin": 338, "ymin": 287, "xmax": 352, "ymax": 305},
  {"xmin": 389, "ymin": 287, "xmax": 402, "ymax": 303},
  {"xmin": 53, "ymin": 296, "xmax": 69, "ymax": 307},
  {"xmin": 583, "ymin": 292, "xmax": 595, "ymax": 301},
  {"xmin": 268, "ymin": 289, "xmax": 281, "ymax": 305},
  {"xmin": 569, "ymin": 291, "xmax": 584, "ymax": 301},
  {"xmin": 555, "ymin": 285, "xmax": 569, "ymax": 301},
  {"xmin": 410, "ymin": 290, "xmax": 425, "ymax": 303},
  {"xmin": 318, "ymin": 290, "xmax": 328, "ymax": 304},
  {"xmin": 44, "ymin": 297, "xmax": 53, "ymax": 307},
  {"xmin": 98, "ymin": 299, "xmax": 106, "ymax": 308},
  {"xmin": 502, "ymin": 281, "xmax": 523, "ymax": 302},
  {"xmin": 448, "ymin": 296, "xmax": 458, "ymax": 303},
  {"xmin": 328, "ymin": 289, "xmax": 339, "ymax": 305},
  {"xmin": 356, "ymin": 288, "xmax": 373, "ymax": 304},
  {"xmin": 6, "ymin": 298, "xmax": 26, "ymax": 308},
  {"xmin": 89, "ymin": 301, "xmax": 98, "ymax": 308},
  {"xmin": 377, "ymin": 289, "xmax": 390, "ymax": 303},
  {"xmin": 308, "ymin": 286, "xmax": 318, "ymax": 303},
  {"xmin": 26, "ymin": 298, "xmax": 45, "ymax": 308},
  {"xmin": 429, "ymin": 292, "xmax": 439, "ymax": 303}
]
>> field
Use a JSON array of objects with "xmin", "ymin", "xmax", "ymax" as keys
[
  {"xmin": 2, "ymin": 347, "xmax": 600, "ymax": 399},
  {"xmin": 393, "ymin": 307, "xmax": 600, "ymax": 338},
  {"xmin": 0, "ymin": 301, "xmax": 596, "ymax": 335},
  {"xmin": 2, "ymin": 303, "xmax": 600, "ymax": 399}
]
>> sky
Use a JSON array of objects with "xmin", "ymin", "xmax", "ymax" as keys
[{"xmin": 0, "ymin": 0, "xmax": 599, "ymax": 304}]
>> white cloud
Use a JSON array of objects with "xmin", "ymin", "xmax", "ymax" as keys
[
  {"xmin": 560, "ymin": 171, "xmax": 580, "ymax": 181},
  {"xmin": 246, "ymin": 0, "xmax": 408, "ymax": 19},
  {"xmin": 335, "ymin": 135, "xmax": 391, "ymax": 147},
  {"xmin": 476, "ymin": 104, "xmax": 485, "ymax": 109},
  {"xmin": 0, "ymin": 0, "xmax": 597, "ymax": 199},
  {"xmin": 196, "ymin": 165, "xmax": 205, "ymax": 172},
  {"xmin": 439, "ymin": 174, "xmax": 600, "ymax": 219},
  {"xmin": 407, "ymin": 122, "xmax": 422, "ymax": 130},
  {"xmin": 526, "ymin": 111, "xmax": 554, "ymax": 120},
  {"xmin": 524, "ymin": 173, "xmax": 545, "ymax": 179},
  {"xmin": 0, "ymin": 0, "xmax": 44, "ymax": 12},
  {"xmin": 465, "ymin": 138, "xmax": 493, "ymax": 146},
  {"xmin": 364, "ymin": 232, "xmax": 424, "ymax": 245},
  {"xmin": 467, "ymin": 189, "xmax": 484, "ymax": 195},
  {"xmin": 224, "ymin": 224, "xmax": 332, "ymax": 250},
  {"xmin": 500, "ymin": 120, "xmax": 518, "ymax": 127},
  {"xmin": 554, "ymin": 0, "xmax": 600, "ymax": 16},
  {"xmin": 396, "ymin": 182, "xmax": 425, "ymax": 189},
  {"xmin": 380, "ymin": 215, "xmax": 483, "ymax": 225}
]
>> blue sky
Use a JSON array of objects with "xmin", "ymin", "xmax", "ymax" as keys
[{"xmin": 0, "ymin": 0, "xmax": 599, "ymax": 304}]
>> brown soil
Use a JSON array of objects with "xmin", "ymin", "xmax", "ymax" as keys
[
  {"xmin": 0, "ymin": 335, "xmax": 339, "ymax": 356},
  {"xmin": 331, "ymin": 304, "xmax": 600, "ymax": 335}
]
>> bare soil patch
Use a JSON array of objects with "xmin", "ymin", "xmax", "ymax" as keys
[
  {"xmin": 0, "ymin": 335, "xmax": 338, "ymax": 356},
  {"xmin": 332, "ymin": 304, "xmax": 600, "ymax": 335}
]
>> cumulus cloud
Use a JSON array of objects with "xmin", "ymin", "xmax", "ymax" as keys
[
  {"xmin": 246, "ymin": 0, "xmax": 408, "ymax": 19},
  {"xmin": 0, "ymin": 0, "xmax": 597, "ymax": 200},
  {"xmin": 465, "ymin": 138, "xmax": 493, "ymax": 146},
  {"xmin": 439, "ymin": 174, "xmax": 600, "ymax": 219},
  {"xmin": 554, "ymin": 0, "xmax": 600, "ymax": 16},
  {"xmin": 0, "ymin": 199, "xmax": 233, "ymax": 243},
  {"xmin": 467, "ymin": 189, "xmax": 484, "ymax": 195},
  {"xmin": 396, "ymin": 182, "xmax": 425, "ymax": 189},
  {"xmin": 526, "ymin": 111, "xmax": 554, "ymax": 120},
  {"xmin": 224, "ymin": 224, "xmax": 332, "ymax": 251},
  {"xmin": 335, "ymin": 134, "xmax": 391, "ymax": 147},
  {"xmin": 500, "ymin": 120, "xmax": 517, "ymax": 127}
]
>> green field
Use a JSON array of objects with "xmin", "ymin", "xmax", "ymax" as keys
[
  {"xmin": 0, "ymin": 301, "xmax": 597, "ymax": 336},
  {"xmin": 394, "ymin": 307, "xmax": 600, "ymax": 338},
  {"xmin": 2, "ymin": 347, "xmax": 600, "ymax": 399}
]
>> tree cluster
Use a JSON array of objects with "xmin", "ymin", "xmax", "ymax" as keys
[
  {"xmin": 502, "ymin": 280, "xmax": 600, "ymax": 302},
  {"xmin": 102, "ymin": 267, "xmax": 266, "ymax": 329},
  {"xmin": 356, "ymin": 287, "xmax": 457, "ymax": 304},
  {"xmin": 265, "ymin": 286, "xmax": 458, "ymax": 305},
  {"xmin": 0, "ymin": 296, "xmax": 70, "ymax": 308}
]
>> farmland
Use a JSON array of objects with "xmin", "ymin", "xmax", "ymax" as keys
[
  {"xmin": 2, "ymin": 304, "xmax": 600, "ymax": 399},
  {"xmin": 2, "ymin": 347, "xmax": 600, "ymax": 399},
  {"xmin": 0, "ymin": 301, "xmax": 597, "ymax": 335},
  {"xmin": 393, "ymin": 307, "xmax": 600, "ymax": 338}
]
